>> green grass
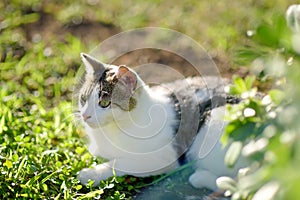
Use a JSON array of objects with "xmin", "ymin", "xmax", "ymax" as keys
[
  {"xmin": 1, "ymin": 0, "xmax": 299, "ymax": 199},
  {"xmin": 0, "ymin": 26, "xmax": 145, "ymax": 199}
]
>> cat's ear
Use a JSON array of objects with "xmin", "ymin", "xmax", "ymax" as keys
[
  {"xmin": 80, "ymin": 53, "xmax": 106, "ymax": 75},
  {"xmin": 116, "ymin": 65, "xmax": 137, "ymax": 92}
]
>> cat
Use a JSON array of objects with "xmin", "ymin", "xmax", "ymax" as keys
[{"xmin": 76, "ymin": 53, "xmax": 246, "ymax": 191}]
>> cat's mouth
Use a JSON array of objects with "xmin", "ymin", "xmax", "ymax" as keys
[{"xmin": 85, "ymin": 122, "xmax": 100, "ymax": 128}]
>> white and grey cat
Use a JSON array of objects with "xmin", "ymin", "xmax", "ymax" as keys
[{"xmin": 76, "ymin": 53, "xmax": 246, "ymax": 191}]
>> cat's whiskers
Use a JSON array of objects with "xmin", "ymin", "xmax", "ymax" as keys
[
  {"xmin": 63, "ymin": 111, "xmax": 79, "ymax": 120},
  {"xmin": 72, "ymin": 115, "xmax": 83, "ymax": 127},
  {"xmin": 62, "ymin": 110, "xmax": 82, "ymax": 125},
  {"xmin": 72, "ymin": 112, "xmax": 82, "ymax": 119}
]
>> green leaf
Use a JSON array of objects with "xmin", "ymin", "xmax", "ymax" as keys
[
  {"xmin": 254, "ymin": 24, "xmax": 278, "ymax": 47},
  {"xmin": 222, "ymin": 121, "xmax": 238, "ymax": 145},
  {"xmin": 127, "ymin": 185, "xmax": 134, "ymax": 191},
  {"xmin": 75, "ymin": 147, "xmax": 85, "ymax": 155},
  {"xmin": 4, "ymin": 159, "xmax": 13, "ymax": 169},
  {"xmin": 235, "ymin": 48, "xmax": 263, "ymax": 65},
  {"xmin": 12, "ymin": 154, "xmax": 19, "ymax": 162},
  {"xmin": 75, "ymin": 185, "xmax": 82, "ymax": 190},
  {"xmin": 245, "ymin": 76, "xmax": 256, "ymax": 90},
  {"xmin": 268, "ymin": 89, "xmax": 285, "ymax": 105},
  {"xmin": 77, "ymin": 189, "xmax": 104, "ymax": 200},
  {"xmin": 0, "ymin": 116, "xmax": 7, "ymax": 133},
  {"xmin": 41, "ymin": 170, "xmax": 61, "ymax": 184},
  {"xmin": 42, "ymin": 183, "xmax": 48, "ymax": 191},
  {"xmin": 225, "ymin": 141, "xmax": 243, "ymax": 168},
  {"xmin": 232, "ymin": 76, "xmax": 248, "ymax": 94},
  {"xmin": 286, "ymin": 176, "xmax": 300, "ymax": 200},
  {"xmin": 230, "ymin": 121, "xmax": 257, "ymax": 141}
]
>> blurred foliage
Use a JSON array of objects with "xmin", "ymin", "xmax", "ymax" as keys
[
  {"xmin": 1, "ymin": 0, "xmax": 295, "ymax": 59},
  {"xmin": 220, "ymin": 11, "xmax": 300, "ymax": 200},
  {"xmin": 1, "ymin": 0, "xmax": 299, "ymax": 199}
]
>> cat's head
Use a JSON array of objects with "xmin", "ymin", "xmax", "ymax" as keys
[{"xmin": 78, "ymin": 53, "xmax": 142, "ymax": 128}]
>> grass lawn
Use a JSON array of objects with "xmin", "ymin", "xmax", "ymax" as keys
[{"xmin": 0, "ymin": 0, "xmax": 298, "ymax": 199}]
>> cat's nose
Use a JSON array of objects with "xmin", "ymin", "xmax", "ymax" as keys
[{"xmin": 82, "ymin": 114, "xmax": 91, "ymax": 121}]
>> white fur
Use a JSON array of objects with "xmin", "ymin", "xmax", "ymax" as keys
[
  {"xmin": 78, "ymin": 68, "xmax": 180, "ymax": 186},
  {"xmin": 77, "ymin": 62, "xmax": 246, "ymax": 190}
]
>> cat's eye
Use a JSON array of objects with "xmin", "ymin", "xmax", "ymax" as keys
[
  {"xmin": 98, "ymin": 92, "xmax": 111, "ymax": 108},
  {"xmin": 99, "ymin": 99, "xmax": 111, "ymax": 108}
]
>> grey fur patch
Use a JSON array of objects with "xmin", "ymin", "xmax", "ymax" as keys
[
  {"xmin": 100, "ymin": 69, "xmax": 137, "ymax": 111},
  {"xmin": 154, "ymin": 76, "xmax": 230, "ymax": 163},
  {"xmin": 76, "ymin": 66, "xmax": 137, "ymax": 111}
]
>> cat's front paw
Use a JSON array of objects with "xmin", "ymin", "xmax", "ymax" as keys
[
  {"xmin": 78, "ymin": 168, "xmax": 98, "ymax": 186},
  {"xmin": 78, "ymin": 164, "xmax": 114, "ymax": 187},
  {"xmin": 189, "ymin": 170, "xmax": 218, "ymax": 191}
]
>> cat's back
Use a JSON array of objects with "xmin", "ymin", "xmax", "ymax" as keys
[
  {"xmin": 152, "ymin": 76, "xmax": 228, "ymax": 102},
  {"xmin": 151, "ymin": 76, "xmax": 230, "ymax": 161}
]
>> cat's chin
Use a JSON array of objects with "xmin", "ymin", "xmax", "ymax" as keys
[{"xmin": 83, "ymin": 121, "xmax": 101, "ymax": 129}]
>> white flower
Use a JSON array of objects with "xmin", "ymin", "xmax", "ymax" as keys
[
  {"xmin": 286, "ymin": 4, "xmax": 300, "ymax": 33},
  {"xmin": 286, "ymin": 5, "xmax": 300, "ymax": 54}
]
